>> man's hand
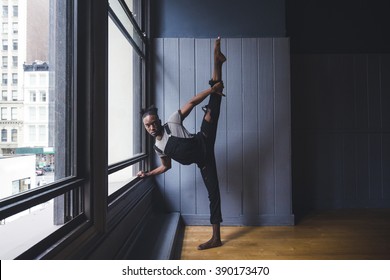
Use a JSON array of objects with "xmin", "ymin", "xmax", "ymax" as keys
[
  {"xmin": 136, "ymin": 170, "xmax": 148, "ymax": 178},
  {"xmin": 211, "ymin": 81, "xmax": 225, "ymax": 96}
]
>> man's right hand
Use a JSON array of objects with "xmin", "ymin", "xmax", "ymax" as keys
[{"xmin": 136, "ymin": 170, "xmax": 148, "ymax": 178}]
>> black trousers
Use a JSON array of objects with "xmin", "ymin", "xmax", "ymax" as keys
[{"xmin": 199, "ymin": 93, "xmax": 223, "ymax": 224}]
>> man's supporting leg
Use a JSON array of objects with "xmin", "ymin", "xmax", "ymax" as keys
[{"xmin": 198, "ymin": 37, "xmax": 226, "ymax": 250}]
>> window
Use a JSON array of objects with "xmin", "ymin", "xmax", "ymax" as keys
[
  {"xmin": 12, "ymin": 73, "xmax": 17, "ymax": 85},
  {"xmin": 11, "ymin": 128, "xmax": 17, "ymax": 142},
  {"xmin": 1, "ymin": 128, "xmax": 7, "ymax": 142},
  {"xmin": 1, "ymin": 90, "xmax": 7, "ymax": 101},
  {"xmin": 12, "ymin": 39, "xmax": 17, "ymax": 51},
  {"xmin": 0, "ymin": 0, "xmax": 81, "ymax": 260},
  {"xmin": 11, "ymin": 90, "xmax": 17, "ymax": 101},
  {"xmin": 30, "ymin": 90, "xmax": 36, "ymax": 102},
  {"xmin": 28, "ymin": 125, "xmax": 36, "ymax": 141},
  {"xmin": 2, "ymin": 73, "xmax": 7, "ymax": 85},
  {"xmin": 40, "ymin": 90, "xmax": 47, "ymax": 102},
  {"xmin": 1, "ymin": 107, "xmax": 7, "ymax": 120},
  {"xmin": 12, "ymin": 22, "xmax": 17, "ymax": 34},
  {"xmin": 2, "ymin": 5, "xmax": 8, "ymax": 17},
  {"xmin": 29, "ymin": 107, "xmax": 36, "ymax": 121},
  {"xmin": 2, "ymin": 39, "xmax": 8, "ymax": 51},
  {"xmin": 12, "ymin": 56, "xmax": 17, "ymax": 67},
  {"xmin": 107, "ymin": 0, "xmax": 146, "ymax": 196},
  {"xmin": 11, "ymin": 107, "xmax": 17, "ymax": 120},
  {"xmin": 13, "ymin": 5, "xmax": 18, "ymax": 17},
  {"xmin": 2, "ymin": 56, "xmax": 7, "ymax": 68},
  {"xmin": 2, "ymin": 22, "xmax": 8, "ymax": 33}
]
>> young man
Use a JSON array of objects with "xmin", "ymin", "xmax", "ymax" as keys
[{"xmin": 137, "ymin": 37, "xmax": 226, "ymax": 250}]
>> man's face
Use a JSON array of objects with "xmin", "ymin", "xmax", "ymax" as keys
[{"xmin": 143, "ymin": 114, "xmax": 162, "ymax": 137}]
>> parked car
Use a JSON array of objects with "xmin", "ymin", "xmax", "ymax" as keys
[{"xmin": 35, "ymin": 168, "xmax": 45, "ymax": 176}]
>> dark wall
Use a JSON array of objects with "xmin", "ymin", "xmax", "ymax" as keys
[
  {"xmin": 287, "ymin": 0, "xmax": 390, "ymax": 53},
  {"xmin": 288, "ymin": 0, "xmax": 390, "ymax": 216},
  {"xmin": 151, "ymin": 0, "xmax": 286, "ymax": 38}
]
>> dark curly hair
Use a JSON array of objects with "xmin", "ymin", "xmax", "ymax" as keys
[{"xmin": 140, "ymin": 105, "xmax": 159, "ymax": 119}]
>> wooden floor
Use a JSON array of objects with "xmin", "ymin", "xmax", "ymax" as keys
[{"xmin": 180, "ymin": 209, "xmax": 390, "ymax": 260}]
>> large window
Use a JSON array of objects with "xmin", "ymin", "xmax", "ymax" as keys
[
  {"xmin": 107, "ymin": 0, "xmax": 147, "ymax": 196},
  {"xmin": 0, "ymin": 0, "xmax": 149, "ymax": 260},
  {"xmin": 0, "ymin": 0, "xmax": 80, "ymax": 259}
]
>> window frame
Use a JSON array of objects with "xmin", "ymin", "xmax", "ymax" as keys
[{"xmin": 106, "ymin": 0, "xmax": 148, "ymax": 202}]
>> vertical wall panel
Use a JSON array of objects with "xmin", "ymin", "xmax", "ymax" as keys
[
  {"xmin": 242, "ymin": 38, "xmax": 259, "ymax": 217},
  {"xmin": 224, "ymin": 38, "xmax": 244, "ymax": 218},
  {"xmin": 152, "ymin": 38, "xmax": 293, "ymax": 225},
  {"xmin": 194, "ymin": 39, "xmax": 212, "ymax": 217},
  {"xmin": 273, "ymin": 38, "xmax": 292, "ymax": 215},
  {"xmin": 258, "ymin": 38, "xmax": 275, "ymax": 215},
  {"xmin": 179, "ymin": 38, "xmax": 197, "ymax": 216},
  {"xmin": 163, "ymin": 38, "xmax": 181, "ymax": 211},
  {"xmin": 151, "ymin": 39, "xmax": 165, "ymax": 201}
]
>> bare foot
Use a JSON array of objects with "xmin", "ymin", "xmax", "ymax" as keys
[
  {"xmin": 197, "ymin": 238, "xmax": 223, "ymax": 250},
  {"xmin": 215, "ymin": 37, "xmax": 226, "ymax": 64}
]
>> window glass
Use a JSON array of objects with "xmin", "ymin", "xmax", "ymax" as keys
[{"xmin": 108, "ymin": 0, "xmax": 145, "ymax": 194}]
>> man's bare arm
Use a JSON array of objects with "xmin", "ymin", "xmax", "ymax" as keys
[
  {"xmin": 179, "ymin": 82, "xmax": 224, "ymax": 121},
  {"xmin": 137, "ymin": 156, "xmax": 172, "ymax": 178}
]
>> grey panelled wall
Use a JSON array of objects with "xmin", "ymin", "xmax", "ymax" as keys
[
  {"xmin": 292, "ymin": 54, "xmax": 390, "ymax": 213},
  {"xmin": 151, "ymin": 38, "xmax": 293, "ymax": 226}
]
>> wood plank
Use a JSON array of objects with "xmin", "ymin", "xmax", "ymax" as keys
[{"xmin": 180, "ymin": 209, "xmax": 390, "ymax": 260}]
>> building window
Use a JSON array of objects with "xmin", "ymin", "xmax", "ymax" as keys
[
  {"xmin": 2, "ymin": 5, "xmax": 8, "ymax": 17},
  {"xmin": 1, "ymin": 90, "xmax": 7, "ymax": 101},
  {"xmin": 12, "ymin": 56, "xmax": 17, "ymax": 67},
  {"xmin": 11, "ymin": 90, "xmax": 17, "ymax": 101},
  {"xmin": 30, "ymin": 90, "xmax": 36, "ymax": 102},
  {"xmin": 2, "ymin": 22, "xmax": 8, "ymax": 34},
  {"xmin": 11, "ymin": 107, "xmax": 17, "ymax": 120},
  {"xmin": 12, "ymin": 73, "xmax": 17, "ymax": 85},
  {"xmin": 2, "ymin": 73, "xmax": 7, "ymax": 85},
  {"xmin": 2, "ymin": 56, "xmax": 7, "ymax": 68},
  {"xmin": 40, "ymin": 91, "xmax": 47, "ymax": 102},
  {"xmin": 12, "ymin": 5, "xmax": 18, "ymax": 17},
  {"xmin": 28, "ymin": 125, "xmax": 36, "ymax": 142},
  {"xmin": 12, "ymin": 22, "xmax": 17, "ymax": 34},
  {"xmin": 12, "ymin": 39, "xmax": 17, "ymax": 51},
  {"xmin": 11, "ymin": 128, "xmax": 17, "ymax": 142},
  {"xmin": 1, "ymin": 128, "xmax": 7, "ymax": 142},
  {"xmin": 2, "ymin": 39, "xmax": 7, "ymax": 51},
  {"xmin": 39, "ymin": 106, "xmax": 46, "ymax": 120},
  {"xmin": 1, "ymin": 107, "xmax": 7, "ymax": 120},
  {"xmin": 29, "ymin": 107, "xmax": 36, "ymax": 121}
]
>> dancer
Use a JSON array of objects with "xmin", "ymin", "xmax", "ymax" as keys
[{"xmin": 138, "ymin": 37, "xmax": 226, "ymax": 250}]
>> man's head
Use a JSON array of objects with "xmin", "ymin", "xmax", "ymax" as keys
[{"xmin": 141, "ymin": 106, "xmax": 163, "ymax": 138}]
